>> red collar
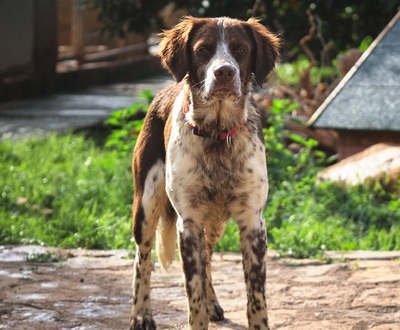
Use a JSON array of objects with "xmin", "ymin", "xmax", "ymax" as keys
[
  {"xmin": 190, "ymin": 124, "xmax": 244, "ymax": 140},
  {"xmin": 183, "ymin": 101, "xmax": 245, "ymax": 141}
]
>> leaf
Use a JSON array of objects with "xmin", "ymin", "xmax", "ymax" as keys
[
  {"xmin": 105, "ymin": 117, "xmax": 122, "ymax": 126},
  {"xmin": 287, "ymin": 133, "xmax": 308, "ymax": 145},
  {"xmin": 289, "ymin": 117, "xmax": 306, "ymax": 126},
  {"xmin": 137, "ymin": 89, "xmax": 154, "ymax": 103}
]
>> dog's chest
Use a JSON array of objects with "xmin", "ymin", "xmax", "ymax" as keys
[
  {"xmin": 163, "ymin": 89, "xmax": 269, "ymax": 220},
  {"xmin": 166, "ymin": 120, "xmax": 267, "ymax": 213}
]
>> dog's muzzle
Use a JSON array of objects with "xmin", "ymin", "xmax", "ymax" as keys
[{"xmin": 204, "ymin": 63, "xmax": 241, "ymax": 100}]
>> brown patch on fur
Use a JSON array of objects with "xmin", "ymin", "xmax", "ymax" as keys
[
  {"xmin": 159, "ymin": 18, "xmax": 203, "ymax": 82},
  {"xmin": 245, "ymin": 18, "xmax": 280, "ymax": 86}
]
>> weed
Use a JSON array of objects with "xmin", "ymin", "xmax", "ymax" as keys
[
  {"xmin": 275, "ymin": 56, "xmax": 338, "ymax": 86},
  {"xmin": 26, "ymin": 252, "xmax": 64, "ymax": 263},
  {"xmin": 104, "ymin": 89, "xmax": 152, "ymax": 155}
]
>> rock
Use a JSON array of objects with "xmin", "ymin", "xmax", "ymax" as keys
[{"xmin": 317, "ymin": 143, "xmax": 400, "ymax": 187}]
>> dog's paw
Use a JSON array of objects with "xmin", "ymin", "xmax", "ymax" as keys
[
  {"xmin": 208, "ymin": 301, "xmax": 224, "ymax": 321},
  {"xmin": 130, "ymin": 315, "xmax": 156, "ymax": 330}
]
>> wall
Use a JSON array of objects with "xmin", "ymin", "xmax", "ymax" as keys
[
  {"xmin": 0, "ymin": 0, "xmax": 58, "ymax": 100},
  {"xmin": 0, "ymin": 1, "xmax": 34, "ymax": 74}
]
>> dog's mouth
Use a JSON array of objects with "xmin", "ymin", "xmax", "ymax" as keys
[
  {"xmin": 210, "ymin": 88, "xmax": 240, "ymax": 100},
  {"xmin": 199, "ymin": 69, "xmax": 242, "ymax": 101}
]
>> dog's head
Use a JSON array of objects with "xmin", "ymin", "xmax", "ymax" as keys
[{"xmin": 159, "ymin": 16, "xmax": 279, "ymax": 101}]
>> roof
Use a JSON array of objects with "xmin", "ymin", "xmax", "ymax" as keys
[{"xmin": 308, "ymin": 11, "xmax": 400, "ymax": 132}]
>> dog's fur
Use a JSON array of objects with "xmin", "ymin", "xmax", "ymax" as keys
[{"xmin": 130, "ymin": 16, "xmax": 279, "ymax": 330}]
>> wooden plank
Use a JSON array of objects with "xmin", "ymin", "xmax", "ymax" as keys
[{"xmin": 71, "ymin": 0, "xmax": 84, "ymax": 66}]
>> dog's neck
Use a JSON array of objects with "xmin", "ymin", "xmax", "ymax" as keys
[{"xmin": 183, "ymin": 86, "xmax": 249, "ymax": 136}]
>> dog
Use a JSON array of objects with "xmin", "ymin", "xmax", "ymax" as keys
[{"xmin": 130, "ymin": 16, "xmax": 279, "ymax": 330}]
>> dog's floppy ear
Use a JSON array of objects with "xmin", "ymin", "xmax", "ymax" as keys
[
  {"xmin": 246, "ymin": 18, "xmax": 280, "ymax": 87},
  {"xmin": 159, "ymin": 17, "xmax": 196, "ymax": 82}
]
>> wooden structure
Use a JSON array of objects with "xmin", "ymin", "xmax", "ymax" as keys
[
  {"xmin": 0, "ymin": 0, "xmax": 161, "ymax": 101},
  {"xmin": 0, "ymin": 0, "xmax": 57, "ymax": 101},
  {"xmin": 57, "ymin": 0, "xmax": 149, "ymax": 70},
  {"xmin": 308, "ymin": 11, "xmax": 400, "ymax": 160}
]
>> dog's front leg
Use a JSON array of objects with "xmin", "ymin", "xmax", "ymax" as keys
[
  {"xmin": 205, "ymin": 221, "xmax": 226, "ymax": 321},
  {"xmin": 237, "ymin": 212, "xmax": 270, "ymax": 330},
  {"xmin": 178, "ymin": 217, "xmax": 209, "ymax": 330}
]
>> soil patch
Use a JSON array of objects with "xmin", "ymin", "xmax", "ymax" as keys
[{"xmin": 1, "ymin": 246, "xmax": 399, "ymax": 329}]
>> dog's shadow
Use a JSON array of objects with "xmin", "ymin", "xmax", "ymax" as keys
[
  {"xmin": 164, "ymin": 319, "xmax": 247, "ymax": 330},
  {"xmin": 213, "ymin": 319, "xmax": 247, "ymax": 330}
]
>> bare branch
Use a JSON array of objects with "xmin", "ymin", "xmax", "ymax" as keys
[{"xmin": 299, "ymin": 9, "xmax": 317, "ymax": 67}]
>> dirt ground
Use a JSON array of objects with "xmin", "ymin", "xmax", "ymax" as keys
[{"xmin": 0, "ymin": 245, "xmax": 399, "ymax": 330}]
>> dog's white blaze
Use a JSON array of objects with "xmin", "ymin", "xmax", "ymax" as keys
[{"xmin": 203, "ymin": 28, "xmax": 241, "ymax": 98}]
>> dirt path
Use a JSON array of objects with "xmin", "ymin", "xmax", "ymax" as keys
[{"xmin": 1, "ymin": 245, "xmax": 399, "ymax": 329}]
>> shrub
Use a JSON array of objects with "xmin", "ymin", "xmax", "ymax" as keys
[{"xmin": 104, "ymin": 89, "xmax": 151, "ymax": 155}]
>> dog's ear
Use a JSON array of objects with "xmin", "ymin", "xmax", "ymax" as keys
[
  {"xmin": 159, "ymin": 17, "xmax": 196, "ymax": 82},
  {"xmin": 246, "ymin": 18, "xmax": 280, "ymax": 87}
]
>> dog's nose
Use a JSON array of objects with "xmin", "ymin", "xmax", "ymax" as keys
[{"xmin": 214, "ymin": 65, "xmax": 236, "ymax": 81}]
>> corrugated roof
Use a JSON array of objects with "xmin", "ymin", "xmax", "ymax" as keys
[{"xmin": 308, "ymin": 11, "xmax": 400, "ymax": 131}]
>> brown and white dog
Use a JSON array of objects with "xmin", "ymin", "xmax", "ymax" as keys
[{"xmin": 130, "ymin": 16, "xmax": 279, "ymax": 330}]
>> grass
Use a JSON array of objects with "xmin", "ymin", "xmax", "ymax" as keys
[
  {"xmin": 0, "ymin": 134, "xmax": 134, "ymax": 249},
  {"xmin": 1, "ymin": 98, "xmax": 399, "ymax": 258},
  {"xmin": 265, "ymin": 179, "xmax": 400, "ymax": 258}
]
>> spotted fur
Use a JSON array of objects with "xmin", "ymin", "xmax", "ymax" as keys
[{"xmin": 130, "ymin": 16, "xmax": 279, "ymax": 330}]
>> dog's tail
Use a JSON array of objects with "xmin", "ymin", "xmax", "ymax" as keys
[{"xmin": 156, "ymin": 216, "xmax": 177, "ymax": 271}]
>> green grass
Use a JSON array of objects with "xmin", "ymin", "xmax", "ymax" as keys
[
  {"xmin": 0, "ymin": 134, "xmax": 134, "ymax": 249},
  {"xmin": 1, "ymin": 98, "xmax": 399, "ymax": 258},
  {"xmin": 265, "ymin": 179, "xmax": 400, "ymax": 258}
]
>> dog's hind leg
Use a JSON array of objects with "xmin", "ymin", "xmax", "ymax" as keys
[
  {"xmin": 130, "ymin": 159, "xmax": 166, "ymax": 330},
  {"xmin": 205, "ymin": 221, "xmax": 226, "ymax": 321},
  {"xmin": 130, "ymin": 200, "xmax": 157, "ymax": 330}
]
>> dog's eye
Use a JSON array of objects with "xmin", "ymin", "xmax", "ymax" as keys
[
  {"xmin": 196, "ymin": 47, "xmax": 210, "ymax": 54},
  {"xmin": 236, "ymin": 47, "xmax": 247, "ymax": 54}
]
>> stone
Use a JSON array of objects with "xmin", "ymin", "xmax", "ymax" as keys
[{"xmin": 317, "ymin": 143, "xmax": 400, "ymax": 187}]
